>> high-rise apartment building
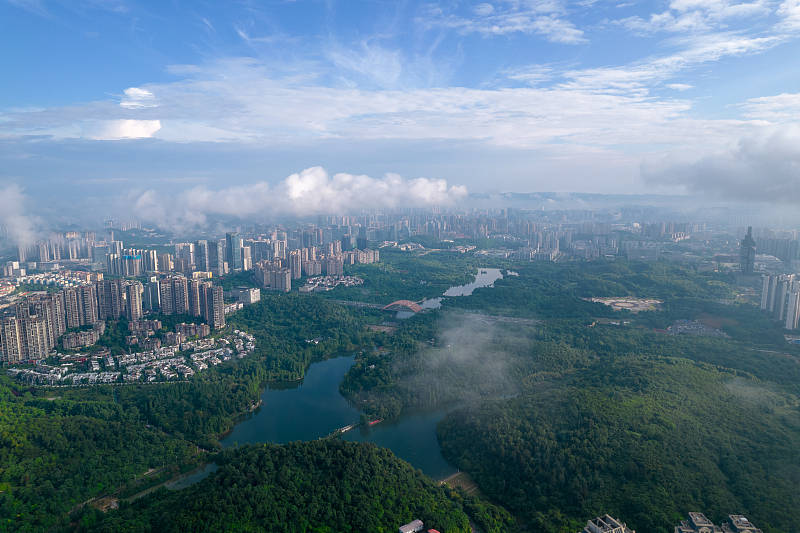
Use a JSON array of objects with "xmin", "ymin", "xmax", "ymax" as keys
[
  {"xmin": 302, "ymin": 260, "xmax": 322, "ymax": 276},
  {"xmin": 79, "ymin": 285, "xmax": 99, "ymax": 325},
  {"xmin": 22, "ymin": 315, "xmax": 51, "ymax": 360},
  {"xmin": 159, "ymin": 276, "xmax": 190, "ymax": 315},
  {"xmin": 143, "ymin": 277, "xmax": 160, "ymax": 312},
  {"xmin": 195, "ymin": 240, "xmax": 210, "ymax": 272},
  {"xmin": 0, "ymin": 317, "xmax": 24, "ymax": 362},
  {"xmin": 97, "ymin": 279, "xmax": 124, "ymax": 320},
  {"xmin": 203, "ymin": 283, "xmax": 226, "ymax": 330},
  {"xmin": 242, "ymin": 246, "xmax": 252, "ymax": 271},
  {"xmin": 62, "ymin": 287, "xmax": 82, "ymax": 328},
  {"xmin": 1, "ymin": 312, "xmax": 52, "ymax": 362},
  {"xmin": 786, "ymin": 290, "xmax": 800, "ymax": 330},
  {"xmin": 226, "ymin": 232, "xmax": 243, "ymax": 271},
  {"xmin": 142, "ymin": 249, "xmax": 159, "ymax": 272},
  {"xmin": 270, "ymin": 268, "xmax": 292, "ymax": 292},
  {"xmin": 760, "ymin": 274, "xmax": 800, "ymax": 330},
  {"xmin": 324, "ymin": 257, "xmax": 344, "ymax": 277},
  {"xmin": 125, "ymin": 281, "xmax": 143, "ymax": 321},
  {"xmin": 289, "ymin": 250, "xmax": 303, "ymax": 279},
  {"xmin": 175, "ymin": 243, "xmax": 195, "ymax": 270},
  {"xmin": 158, "ymin": 252, "xmax": 174, "ymax": 272},
  {"xmin": 188, "ymin": 280, "xmax": 203, "ymax": 317},
  {"xmin": 249, "ymin": 239, "xmax": 273, "ymax": 262},
  {"xmin": 21, "ymin": 294, "xmax": 66, "ymax": 348},
  {"xmin": 211, "ymin": 239, "xmax": 226, "ymax": 277}
]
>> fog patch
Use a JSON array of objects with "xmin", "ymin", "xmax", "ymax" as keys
[
  {"xmin": 396, "ymin": 313, "xmax": 522, "ymax": 407},
  {"xmin": 0, "ymin": 183, "xmax": 43, "ymax": 247},
  {"xmin": 724, "ymin": 377, "xmax": 791, "ymax": 410}
]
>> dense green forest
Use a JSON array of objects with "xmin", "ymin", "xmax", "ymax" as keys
[
  {"xmin": 339, "ymin": 258, "xmax": 800, "ymax": 531},
  {"xmin": 438, "ymin": 357, "xmax": 800, "ymax": 533},
  {"xmin": 74, "ymin": 441, "xmax": 516, "ymax": 533},
  {"xmin": 0, "ymin": 376, "xmax": 198, "ymax": 532}
]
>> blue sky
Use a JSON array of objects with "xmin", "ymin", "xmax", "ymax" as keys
[{"xmin": 2, "ymin": 0, "xmax": 800, "ymax": 224}]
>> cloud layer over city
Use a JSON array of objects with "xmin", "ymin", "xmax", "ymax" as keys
[
  {"xmin": 132, "ymin": 167, "xmax": 468, "ymax": 228},
  {"xmin": 643, "ymin": 125, "xmax": 800, "ymax": 204}
]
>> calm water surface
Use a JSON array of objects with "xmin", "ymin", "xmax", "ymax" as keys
[
  {"xmin": 222, "ymin": 355, "xmax": 456, "ymax": 480},
  {"xmin": 443, "ymin": 268, "xmax": 504, "ymax": 297},
  {"xmin": 422, "ymin": 267, "xmax": 504, "ymax": 309}
]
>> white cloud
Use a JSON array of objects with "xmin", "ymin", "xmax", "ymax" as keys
[
  {"xmin": 561, "ymin": 32, "xmax": 780, "ymax": 94},
  {"xmin": 85, "ymin": 119, "xmax": 162, "ymax": 140},
  {"xmin": 132, "ymin": 166, "xmax": 468, "ymax": 228},
  {"xmin": 120, "ymin": 87, "xmax": 157, "ymax": 109},
  {"xmin": 778, "ymin": 0, "xmax": 800, "ymax": 29},
  {"xmin": 0, "ymin": 48, "xmax": 777, "ymax": 155},
  {"xmin": 740, "ymin": 91, "xmax": 800, "ymax": 120},
  {"xmin": 504, "ymin": 65, "xmax": 554, "ymax": 85},
  {"xmin": 666, "ymin": 83, "xmax": 694, "ymax": 90}
]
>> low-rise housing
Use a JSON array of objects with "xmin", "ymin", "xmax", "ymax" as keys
[
  {"xmin": 581, "ymin": 514, "xmax": 635, "ymax": 533},
  {"xmin": 300, "ymin": 275, "xmax": 364, "ymax": 293},
  {"xmin": 399, "ymin": 519, "xmax": 425, "ymax": 533},
  {"xmin": 675, "ymin": 513, "xmax": 762, "ymax": 533},
  {"xmin": 6, "ymin": 330, "xmax": 256, "ymax": 386}
]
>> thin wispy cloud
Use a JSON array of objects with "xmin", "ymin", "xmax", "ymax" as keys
[
  {"xmin": 417, "ymin": 1, "xmax": 587, "ymax": 44},
  {"xmin": 619, "ymin": 0, "xmax": 771, "ymax": 34}
]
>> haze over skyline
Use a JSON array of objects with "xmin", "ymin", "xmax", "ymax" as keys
[{"xmin": 2, "ymin": 0, "xmax": 800, "ymax": 218}]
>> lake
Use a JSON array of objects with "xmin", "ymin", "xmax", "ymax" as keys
[
  {"xmin": 220, "ymin": 267, "xmax": 507, "ymax": 481},
  {"xmin": 422, "ymin": 267, "xmax": 504, "ymax": 309},
  {"xmin": 221, "ymin": 355, "xmax": 456, "ymax": 480}
]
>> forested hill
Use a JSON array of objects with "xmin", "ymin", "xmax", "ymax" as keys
[
  {"xmin": 73, "ymin": 441, "xmax": 515, "ymax": 533},
  {"xmin": 438, "ymin": 357, "xmax": 800, "ymax": 533}
]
